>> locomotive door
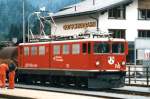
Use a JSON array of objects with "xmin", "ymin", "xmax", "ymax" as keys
[
  {"xmin": 37, "ymin": 44, "xmax": 50, "ymax": 68},
  {"xmin": 87, "ymin": 42, "xmax": 91, "ymax": 68},
  {"xmin": 82, "ymin": 42, "xmax": 91, "ymax": 69},
  {"xmin": 19, "ymin": 46, "xmax": 23, "ymax": 67}
]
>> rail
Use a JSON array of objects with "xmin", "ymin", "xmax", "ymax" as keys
[
  {"xmin": 13, "ymin": 84, "xmax": 150, "ymax": 98},
  {"xmin": 126, "ymin": 65, "xmax": 150, "ymax": 87}
]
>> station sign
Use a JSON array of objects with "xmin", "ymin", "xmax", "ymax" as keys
[
  {"xmin": 135, "ymin": 38, "xmax": 150, "ymax": 60},
  {"xmin": 63, "ymin": 21, "xmax": 96, "ymax": 30}
]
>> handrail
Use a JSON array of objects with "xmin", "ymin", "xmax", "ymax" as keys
[{"xmin": 126, "ymin": 65, "xmax": 150, "ymax": 86}]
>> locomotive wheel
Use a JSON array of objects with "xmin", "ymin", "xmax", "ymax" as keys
[
  {"xmin": 50, "ymin": 76, "xmax": 61, "ymax": 87},
  {"xmin": 75, "ymin": 77, "xmax": 83, "ymax": 88}
]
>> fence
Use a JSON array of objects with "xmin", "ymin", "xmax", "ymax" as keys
[{"xmin": 126, "ymin": 65, "xmax": 150, "ymax": 86}]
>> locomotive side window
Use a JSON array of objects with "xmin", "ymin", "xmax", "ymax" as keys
[
  {"xmin": 94, "ymin": 42, "xmax": 109, "ymax": 53},
  {"xmin": 112, "ymin": 42, "xmax": 124, "ymax": 53},
  {"xmin": 88, "ymin": 43, "xmax": 91, "ymax": 54},
  {"xmin": 31, "ymin": 46, "xmax": 37, "ymax": 55},
  {"xmin": 24, "ymin": 47, "xmax": 29, "ymax": 56},
  {"xmin": 63, "ymin": 44, "xmax": 69, "ymax": 55},
  {"xmin": 39, "ymin": 46, "xmax": 45, "ymax": 55},
  {"xmin": 72, "ymin": 44, "xmax": 80, "ymax": 54},
  {"xmin": 82, "ymin": 43, "xmax": 87, "ymax": 53},
  {"xmin": 53, "ymin": 45, "xmax": 60, "ymax": 55}
]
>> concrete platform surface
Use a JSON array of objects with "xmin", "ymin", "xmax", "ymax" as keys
[{"xmin": 0, "ymin": 88, "xmax": 101, "ymax": 99}]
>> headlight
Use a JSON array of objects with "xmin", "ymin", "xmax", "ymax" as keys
[
  {"xmin": 96, "ymin": 61, "xmax": 100, "ymax": 66},
  {"xmin": 122, "ymin": 61, "xmax": 126, "ymax": 66}
]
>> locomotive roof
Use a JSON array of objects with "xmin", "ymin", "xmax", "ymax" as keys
[{"xmin": 19, "ymin": 38, "xmax": 126, "ymax": 46}]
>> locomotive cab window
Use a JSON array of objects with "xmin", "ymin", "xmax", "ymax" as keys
[
  {"xmin": 94, "ymin": 42, "xmax": 109, "ymax": 53},
  {"xmin": 39, "ymin": 46, "xmax": 45, "ymax": 55},
  {"xmin": 24, "ymin": 47, "xmax": 29, "ymax": 56},
  {"xmin": 112, "ymin": 42, "xmax": 124, "ymax": 53},
  {"xmin": 72, "ymin": 44, "xmax": 80, "ymax": 54},
  {"xmin": 53, "ymin": 45, "xmax": 60, "ymax": 55}
]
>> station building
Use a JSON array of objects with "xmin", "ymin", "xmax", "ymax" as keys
[{"xmin": 50, "ymin": 0, "xmax": 150, "ymax": 64}]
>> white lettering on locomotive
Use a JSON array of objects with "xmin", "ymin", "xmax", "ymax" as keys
[
  {"xmin": 53, "ymin": 56, "xmax": 64, "ymax": 62},
  {"xmin": 115, "ymin": 62, "xmax": 121, "ymax": 69},
  {"xmin": 25, "ymin": 63, "xmax": 38, "ymax": 68}
]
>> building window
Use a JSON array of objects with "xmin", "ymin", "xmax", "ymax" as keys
[
  {"xmin": 108, "ymin": 6, "xmax": 125, "ymax": 19},
  {"xmin": 138, "ymin": 9, "xmax": 150, "ymax": 20},
  {"xmin": 39, "ymin": 46, "xmax": 45, "ymax": 55},
  {"xmin": 138, "ymin": 30, "xmax": 150, "ymax": 38},
  {"xmin": 53, "ymin": 45, "xmax": 60, "ymax": 55},
  {"xmin": 63, "ymin": 44, "xmax": 69, "ymax": 54},
  {"xmin": 24, "ymin": 47, "xmax": 29, "ymax": 56},
  {"xmin": 109, "ymin": 29, "xmax": 126, "ymax": 39},
  {"xmin": 72, "ymin": 44, "xmax": 80, "ymax": 54},
  {"xmin": 31, "ymin": 46, "xmax": 37, "ymax": 55}
]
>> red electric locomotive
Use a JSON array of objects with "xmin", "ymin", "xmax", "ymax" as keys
[{"xmin": 17, "ymin": 33, "xmax": 128, "ymax": 89}]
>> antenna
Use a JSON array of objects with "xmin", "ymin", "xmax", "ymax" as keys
[
  {"xmin": 23, "ymin": 0, "xmax": 25, "ymax": 43},
  {"xmin": 36, "ymin": 14, "xmax": 46, "ymax": 37},
  {"xmin": 93, "ymin": 0, "xmax": 95, "ymax": 5},
  {"xmin": 30, "ymin": 29, "xmax": 35, "ymax": 39}
]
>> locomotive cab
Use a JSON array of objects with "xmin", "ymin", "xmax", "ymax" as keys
[
  {"xmin": 92, "ymin": 39, "xmax": 128, "ymax": 71},
  {"xmin": 81, "ymin": 38, "xmax": 128, "ymax": 88}
]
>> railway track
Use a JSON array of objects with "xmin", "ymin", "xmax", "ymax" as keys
[
  {"xmin": 104, "ymin": 89, "xmax": 150, "ymax": 97},
  {"xmin": 13, "ymin": 84, "xmax": 150, "ymax": 99}
]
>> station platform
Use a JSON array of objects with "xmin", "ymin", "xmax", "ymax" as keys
[
  {"xmin": 114, "ymin": 86, "xmax": 150, "ymax": 93},
  {"xmin": 0, "ymin": 87, "xmax": 99, "ymax": 99}
]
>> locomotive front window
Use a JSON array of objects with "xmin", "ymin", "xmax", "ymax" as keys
[
  {"xmin": 112, "ymin": 42, "xmax": 124, "ymax": 53},
  {"xmin": 94, "ymin": 42, "xmax": 109, "ymax": 53}
]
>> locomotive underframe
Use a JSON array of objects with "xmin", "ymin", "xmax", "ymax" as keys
[{"xmin": 16, "ymin": 69, "xmax": 126, "ymax": 89}]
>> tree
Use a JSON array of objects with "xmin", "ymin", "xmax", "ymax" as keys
[
  {"xmin": 0, "ymin": 0, "xmax": 35, "ymax": 41},
  {"xmin": 8, "ymin": 24, "xmax": 20, "ymax": 39}
]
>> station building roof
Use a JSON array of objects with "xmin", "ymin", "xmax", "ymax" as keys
[{"xmin": 53, "ymin": 0, "xmax": 133, "ymax": 18}]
